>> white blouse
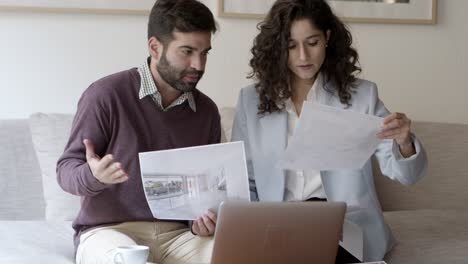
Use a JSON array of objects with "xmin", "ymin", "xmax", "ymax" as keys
[{"xmin": 284, "ymin": 74, "xmax": 326, "ymax": 201}]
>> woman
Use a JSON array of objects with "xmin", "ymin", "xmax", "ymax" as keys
[{"xmin": 231, "ymin": 0, "xmax": 428, "ymax": 262}]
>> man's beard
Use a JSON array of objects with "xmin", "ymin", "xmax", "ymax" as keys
[{"xmin": 156, "ymin": 51, "xmax": 204, "ymax": 93}]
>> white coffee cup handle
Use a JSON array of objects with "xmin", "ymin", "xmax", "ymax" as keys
[{"xmin": 113, "ymin": 251, "xmax": 124, "ymax": 264}]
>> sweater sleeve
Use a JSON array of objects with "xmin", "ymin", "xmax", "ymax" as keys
[
  {"xmin": 56, "ymin": 84, "xmax": 112, "ymax": 197},
  {"xmin": 210, "ymin": 107, "xmax": 222, "ymax": 144}
]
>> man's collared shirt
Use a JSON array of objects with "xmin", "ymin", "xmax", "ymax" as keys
[{"xmin": 138, "ymin": 58, "xmax": 196, "ymax": 112}]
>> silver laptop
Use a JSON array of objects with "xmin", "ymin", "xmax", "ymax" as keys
[{"xmin": 211, "ymin": 201, "xmax": 346, "ymax": 264}]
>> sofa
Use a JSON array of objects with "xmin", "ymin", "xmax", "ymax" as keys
[{"xmin": 1, "ymin": 108, "xmax": 467, "ymax": 263}]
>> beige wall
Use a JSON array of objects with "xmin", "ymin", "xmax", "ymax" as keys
[{"xmin": 0, "ymin": 0, "xmax": 466, "ymax": 124}]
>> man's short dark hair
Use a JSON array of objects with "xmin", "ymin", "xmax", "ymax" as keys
[{"xmin": 148, "ymin": 0, "xmax": 217, "ymax": 44}]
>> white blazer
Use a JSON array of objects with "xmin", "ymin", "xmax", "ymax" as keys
[{"xmin": 231, "ymin": 79, "xmax": 428, "ymax": 261}]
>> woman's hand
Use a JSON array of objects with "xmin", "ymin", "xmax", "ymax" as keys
[{"xmin": 377, "ymin": 112, "xmax": 416, "ymax": 158}]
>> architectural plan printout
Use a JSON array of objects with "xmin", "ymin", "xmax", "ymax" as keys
[{"xmin": 138, "ymin": 142, "xmax": 250, "ymax": 220}]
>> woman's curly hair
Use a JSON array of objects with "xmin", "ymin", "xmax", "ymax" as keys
[{"xmin": 249, "ymin": 0, "xmax": 361, "ymax": 114}]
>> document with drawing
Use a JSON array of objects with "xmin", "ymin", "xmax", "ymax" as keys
[{"xmin": 138, "ymin": 142, "xmax": 250, "ymax": 220}]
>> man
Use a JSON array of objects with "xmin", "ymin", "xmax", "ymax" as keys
[{"xmin": 57, "ymin": 1, "xmax": 219, "ymax": 263}]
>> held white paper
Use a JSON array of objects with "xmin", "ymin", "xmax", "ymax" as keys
[
  {"xmin": 281, "ymin": 102, "xmax": 383, "ymax": 170},
  {"xmin": 138, "ymin": 142, "xmax": 250, "ymax": 220}
]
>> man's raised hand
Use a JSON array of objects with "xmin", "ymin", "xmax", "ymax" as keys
[{"xmin": 83, "ymin": 139, "xmax": 129, "ymax": 184}]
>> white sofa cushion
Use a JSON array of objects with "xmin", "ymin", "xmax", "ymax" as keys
[
  {"xmin": 0, "ymin": 221, "xmax": 74, "ymax": 263},
  {"xmin": 29, "ymin": 113, "xmax": 80, "ymax": 221},
  {"xmin": 0, "ymin": 120, "xmax": 45, "ymax": 220},
  {"xmin": 220, "ymin": 107, "xmax": 235, "ymax": 142}
]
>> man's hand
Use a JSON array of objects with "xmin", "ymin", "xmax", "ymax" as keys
[
  {"xmin": 377, "ymin": 112, "xmax": 416, "ymax": 158},
  {"xmin": 192, "ymin": 210, "xmax": 217, "ymax": 237},
  {"xmin": 84, "ymin": 139, "xmax": 129, "ymax": 184}
]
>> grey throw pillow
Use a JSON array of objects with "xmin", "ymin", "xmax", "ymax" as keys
[{"xmin": 29, "ymin": 113, "xmax": 80, "ymax": 221}]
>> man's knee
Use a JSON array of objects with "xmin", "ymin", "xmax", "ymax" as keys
[
  {"xmin": 161, "ymin": 232, "xmax": 214, "ymax": 264},
  {"xmin": 76, "ymin": 228, "xmax": 138, "ymax": 264}
]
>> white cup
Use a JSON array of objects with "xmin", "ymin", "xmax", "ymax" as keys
[{"xmin": 112, "ymin": 245, "xmax": 149, "ymax": 264}]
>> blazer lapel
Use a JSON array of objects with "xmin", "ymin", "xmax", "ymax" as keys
[
  {"xmin": 256, "ymin": 110, "xmax": 287, "ymax": 201},
  {"xmin": 259, "ymin": 110, "xmax": 287, "ymax": 157}
]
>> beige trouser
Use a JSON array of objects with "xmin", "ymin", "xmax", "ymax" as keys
[{"xmin": 76, "ymin": 221, "xmax": 213, "ymax": 264}]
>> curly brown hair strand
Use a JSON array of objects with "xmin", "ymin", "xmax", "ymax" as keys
[{"xmin": 249, "ymin": 0, "xmax": 361, "ymax": 115}]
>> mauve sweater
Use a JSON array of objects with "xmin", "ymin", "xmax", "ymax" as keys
[{"xmin": 56, "ymin": 68, "xmax": 221, "ymax": 249}]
